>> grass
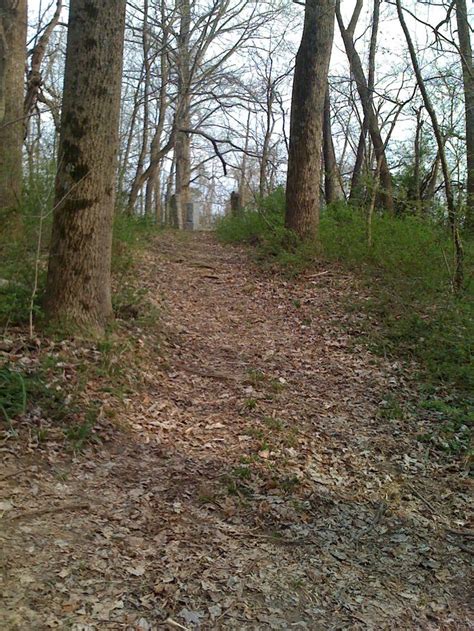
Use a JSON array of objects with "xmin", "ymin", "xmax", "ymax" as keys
[
  {"xmin": 216, "ymin": 190, "xmax": 473, "ymax": 457},
  {"xmin": 0, "ymin": 171, "xmax": 161, "ymax": 331},
  {"xmin": 0, "ymin": 175, "xmax": 163, "ymax": 449}
]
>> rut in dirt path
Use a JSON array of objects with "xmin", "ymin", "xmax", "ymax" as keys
[{"xmin": 1, "ymin": 232, "xmax": 471, "ymax": 630}]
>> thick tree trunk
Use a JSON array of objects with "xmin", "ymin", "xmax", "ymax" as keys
[
  {"xmin": 0, "ymin": 0, "xmax": 27, "ymax": 216},
  {"xmin": 455, "ymin": 0, "xmax": 474, "ymax": 232},
  {"xmin": 44, "ymin": 0, "xmax": 126, "ymax": 331},
  {"xmin": 323, "ymin": 87, "xmax": 343, "ymax": 205},
  {"xmin": 285, "ymin": 0, "xmax": 336, "ymax": 240},
  {"xmin": 336, "ymin": 0, "xmax": 394, "ymax": 213}
]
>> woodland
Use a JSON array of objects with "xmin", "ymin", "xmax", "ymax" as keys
[{"xmin": 0, "ymin": 0, "xmax": 473, "ymax": 628}]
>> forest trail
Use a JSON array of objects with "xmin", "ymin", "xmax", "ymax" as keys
[{"xmin": 1, "ymin": 232, "xmax": 471, "ymax": 630}]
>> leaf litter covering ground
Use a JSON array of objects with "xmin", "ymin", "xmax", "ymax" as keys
[{"xmin": 1, "ymin": 232, "xmax": 472, "ymax": 630}]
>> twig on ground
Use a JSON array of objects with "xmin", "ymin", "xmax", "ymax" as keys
[
  {"xmin": 165, "ymin": 619, "xmax": 190, "ymax": 630},
  {"xmin": 0, "ymin": 467, "xmax": 35, "ymax": 482},
  {"xmin": 8, "ymin": 502, "xmax": 90, "ymax": 521}
]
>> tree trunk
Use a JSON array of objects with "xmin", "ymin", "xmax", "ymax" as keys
[
  {"xmin": 336, "ymin": 0, "xmax": 394, "ymax": 213},
  {"xmin": 128, "ymin": 0, "xmax": 151, "ymax": 216},
  {"xmin": 175, "ymin": 0, "xmax": 192, "ymax": 230},
  {"xmin": 323, "ymin": 87, "xmax": 343, "ymax": 205},
  {"xmin": 130, "ymin": 4, "xmax": 171, "ymax": 218},
  {"xmin": 396, "ymin": 0, "xmax": 463, "ymax": 289},
  {"xmin": 239, "ymin": 110, "xmax": 251, "ymax": 207},
  {"xmin": 285, "ymin": 0, "xmax": 336, "ymax": 240},
  {"xmin": 455, "ymin": 0, "xmax": 474, "ymax": 232},
  {"xmin": 24, "ymin": 0, "xmax": 63, "ymax": 135},
  {"xmin": 118, "ymin": 80, "xmax": 141, "ymax": 208},
  {"xmin": 413, "ymin": 106, "xmax": 423, "ymax": 214},
  {"xmin": 349, "ymin": 0, "xmax": 380, "ymax": 204},
  {"xmin": 0, "ymin": 0, "xmax": 27, "ymax": 217},
  {"xmin": 44, "ymin": 0, "xmax": 126, "ymax": 332}
]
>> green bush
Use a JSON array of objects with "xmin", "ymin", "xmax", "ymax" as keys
[{"xmin": 0, "ymin": 366, "xmax": 27, "ymax": 424}]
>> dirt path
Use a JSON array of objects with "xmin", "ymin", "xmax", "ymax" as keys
[{"xmin": 1, "ymin": 232, "xmax": 472, "ymax": 630}]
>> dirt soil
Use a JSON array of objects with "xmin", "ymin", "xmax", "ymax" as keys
[{"xmin": 1, "ymin": 232, "xmax": 472, "ymax": 630}]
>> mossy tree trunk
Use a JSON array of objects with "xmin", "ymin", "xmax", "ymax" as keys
[
  {"xmin": 0, "ymin": 0, "xmax": 27, "ymax": 218},
  {"xmin": 44, "ymin": 0, "xmax": 126, "ymax": 332},
  {"xmin": 285, "ymin": 0, "xmax": 336, "ymax": 240}
]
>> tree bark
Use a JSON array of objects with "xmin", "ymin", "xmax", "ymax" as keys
[
  {"xmin": 175, "ymin": 0, "xmax": 192, "ymax": 230},
  {"xmin": 0, "ymin": 0, "xmax": 27, "ymax": 216},
  {"xmin": 455, "ymin": 0, "xmax": 474, "ymax": 232},
  {"xmin": 44, "ymin": 0, "xmax": 126, "ymax": 331},
  {"xmin": 323, "ymin": 87, "xmax": 343, "ymax": 205},
  {"xmin": 336, "ymin": 0, "xmax": 394, "ymax": 213},
  {"xmin": 128, "ymin": 0, "xmax": 151, "ymax": 217},
  {"xmin": 412, "ymin": 106, "xmax": 423, "ymax": 214},
  {"xmin": 285, "ymin": 0, "xmax": 336, "ymax": 240}
]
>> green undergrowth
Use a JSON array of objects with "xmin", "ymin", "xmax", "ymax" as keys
[
  {"xmin": 1, "ymin": 182, "xmax": 162, "ymax": 448},
  {"xmin": 0, "ymin": 181, "xmax": 160, "ymax": 328},
  {"xmin": 216, "ymin": 191, "xmax": 473, "ymax": 458}
]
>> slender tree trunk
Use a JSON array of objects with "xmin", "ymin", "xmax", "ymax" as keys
[
  {"xmin": 336, "ymin": 0, "xmax": 393, "ymax": 213},
  {"xmin": 0, "ymin": 0, "xmax": 27, "ymax": 217},
  {"xmin": 350, "ymin": 0, "xmax": 380, "ymax": 203},
  {"xmin": 128, "ymin": 0, "xmax": 151, "ymax": 215},
  {"xmin": 132, "ymin": 13, "xmax": 172, "ymax": 218},
  {"xmin": 285, "ymin": 0, "xmax": 336, "ymax": 240},
  {"xmin": 413, "ymin": 106, "xmax": 423, "ymax": 214},
  {"xmin": 239, "ymin": 110, "xmax": 251, "ymax": 207},
  {"xmin": 165, "ymin": 151, "xmax": 176, "ymax": 227},
  {"xmin": 153, "ymin": 165, "xmax": 163, "ymax": 224},
  {"xmin": 44, "ymin": 0, "xmax": 127, "ymax": 331},
  {"xmin": 349, "ymin": 126, "xmax": 367, "ymax": 203},
  {"xmin": 118, "ymin": 81, "xmax": 141, "ymax": 207},
  {"xmin": 175, "ymin": 0, "xmax": 192, "ymax": 230},
  {"xmin": 323, "ymin": 86, "xmax": 343, "ymax": 205},
  {"xmin": 396, "ymin": 0, "xmax": 463, "ymax": 289},
  {"xmin": 455, "ymin": 0, "xmax": 474, "ymax": 232},
  {"xmin": 259, "ymin": 82, "xmax": 275, "ymax": 198},
  {"xmin": 24, "ymin": 0, "xmax": 63, "ymax": 135},
  {"xmin": 423, "ymin": 150, "xmax": 440, "ymax": 205}
]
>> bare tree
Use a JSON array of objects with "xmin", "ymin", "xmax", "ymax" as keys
[
  {"xmin": 336, "ymin": 0, "xmax": 394, "ymax": 212},
  {"xmin": 396, "ymin": 0, "xmax": 463, "ymax": 289}
]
